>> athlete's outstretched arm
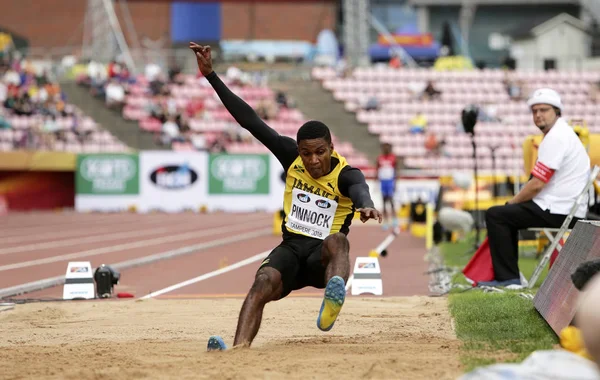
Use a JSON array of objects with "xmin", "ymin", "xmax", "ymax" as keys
[
  {"xmin": 189, "ymin": 43, "xmax": 297, "ymax": 168},
  {"xmin": 339, "ymin": 167, "xmax": 382, "ymax": 223}
]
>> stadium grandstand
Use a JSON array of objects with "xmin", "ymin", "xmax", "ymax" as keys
[{"xmin": 2, "ymin": 0, "xmax": 600, "ymax": 378}]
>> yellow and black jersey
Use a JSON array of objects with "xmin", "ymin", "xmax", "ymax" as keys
[{"xmin": 282, "ymin": 151, "xmax": 358, "ymax": 239}]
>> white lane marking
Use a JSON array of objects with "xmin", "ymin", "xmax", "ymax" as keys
[
  {"xmin": 0, "ymin": 218, "xmax": 175, "ymax": 244},
  {"xmin": 0, "ymin": 214, "xmax": 269, "ymax": 255},
  {"xmin": 0, "ymin": 215, "xmax": 140, "ymax": 235},
  {"xmin": 0, "ymin": 227, "xmax": 169, "ymax": 255},
  {"xmin": 141, "ymin": 250, "xmax": 271, "ymax": 299},
  {"xmin": 0, "ymin": 214, "xmax": 269, "ymax": 245},
  {"xmin": 0, "ymin": 225, "xmax": 271, "ymax": 272},
  {"xmin": 0, "ymin": 230, "xmax": 273, "ymax": 298}
]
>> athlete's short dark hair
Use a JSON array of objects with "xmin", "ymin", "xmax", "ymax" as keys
[{"xmin": 296, "ymin": 120, "xmax": 331, "ymax": 144}]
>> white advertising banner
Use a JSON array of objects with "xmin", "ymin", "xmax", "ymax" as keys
[
  {"xmin": 75, "ymin": 195, "xmax": 140, "ymax": 212},
  {"xmin": 139, "ymin": 151, "xmax": 208, "ymax": 212}
]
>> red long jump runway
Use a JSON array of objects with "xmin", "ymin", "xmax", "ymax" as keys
[
  {"xmin": 1, "ymin": 213, "xmax": 430, "ymax": 300},
  {"xmin": 0, "ymin": 212, "xmax": 273, "ymax": 299}
]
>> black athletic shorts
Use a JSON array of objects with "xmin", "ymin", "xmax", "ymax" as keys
[{"xmin": 258, "ymin": 234, "xmax": 326, "ymax": 299}]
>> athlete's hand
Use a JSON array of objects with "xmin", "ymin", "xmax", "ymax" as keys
[
  {"xmin": 189, "ymin": 42, "xmax": 213, "ymax": 77},
  {"xmin": 356, "ymin": 208, "xmax": 383, "ymax": 224}
]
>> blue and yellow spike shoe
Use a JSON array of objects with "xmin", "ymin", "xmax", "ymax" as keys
[
  {"xmin": 317, "ymin": 276, "xmax": 346, "ymax": 332},
  {"xmin": 207, "ymin": 335, "xmax": 227, "ymax": 351}
]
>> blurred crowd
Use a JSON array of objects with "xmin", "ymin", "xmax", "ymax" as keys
[
  {"xmin": 76, "ymin": 58, "xmax": 295, "ymax": 152},
  {"xmin": 1, "ymin": 53, "xmax": 93, "ymax": 149}
]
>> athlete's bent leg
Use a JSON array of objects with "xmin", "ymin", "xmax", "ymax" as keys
[
  {"xmin": 321, "ymin": 232, "xmax": 351, "ymax": 282},
  {"xmin": 317, "ymin": 232, "xmax": 350, "ymax": 332},
  {"xmin": 233, "ymin": 267, "xmax": 283, "ymax": 347}
]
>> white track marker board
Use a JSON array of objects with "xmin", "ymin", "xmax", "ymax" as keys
[
  {"xmin": 63, "ymin": 261, "xmax": 95, "ymax": 300},
  {"xmin": 350, "ymin": 256, "xmax": 383, "ymax": 296}
]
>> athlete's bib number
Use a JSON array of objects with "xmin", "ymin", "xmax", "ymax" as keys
[{"xmin": 286, "ymin": 187, "xmax": 338, "ymax": 240}]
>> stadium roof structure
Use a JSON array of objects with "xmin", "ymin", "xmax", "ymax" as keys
[
  {"xmin": 408, "ymin": 0, "xmax": 578, "ymax": 5},
  {"xmin": 506, "ymin": 12, "xmax": 589, "ymax": 40}
]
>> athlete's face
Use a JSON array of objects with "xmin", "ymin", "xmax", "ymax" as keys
[
  {"xmin": 531, "ymin": 104, "xmax": 559, "ymax": 133},
  {"xmin": 298, "ymin": 138, "xmax": 333, "ymax": 179}
]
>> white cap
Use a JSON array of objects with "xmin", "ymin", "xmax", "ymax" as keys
[{"xmin": 527, "ymin": 88, "xmax": 563, "ymax": 111}]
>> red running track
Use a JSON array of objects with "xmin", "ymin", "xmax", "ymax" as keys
[{"xmin": 0, "ymin": 212, "xmax": 430, "ymax": 300}]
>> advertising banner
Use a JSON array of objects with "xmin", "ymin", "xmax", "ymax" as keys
[
  {"xmin": 208, "ymin": 153, "xmax": 270, "ymax": 195},
  {"xmin": 139, "ymin": 151, "xmax": 208, "ymax": 212},
  {"xmin": 76, "ymin": 154, "xmax": 139, "ymax": 195},
  {"xmin": 74, "ymin": 153, "xmax": 140, "ymax": 212},
  {"xmin": 206, "ymin": 152, "xmax": 284, "ymax": 212}
]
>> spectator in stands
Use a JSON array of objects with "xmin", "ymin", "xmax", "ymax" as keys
[
  {"xmin": 504, "ymin": 73, "xmax": 525, "ymax": 101},
  {"xmin": 145, "ymin": 62, "xmax": 161, "ymax": 83},
  {"xmin": 389, "ymin": 52, "xmax": 402, "ymax": 69},
  {"xmin": 168, "ymin": 62, "xmax": 184, "ymax": 85},
  {"xmin": 149, "ymin": 75, "xmax": 169, "ymax": 96},
  {"xmin": 409, "ymin": 112, "xmax": 427, "ymax": 134},
  {"xmin": 89, "ymin": 71, "xmax": 107, "ymax": 99},
  {"xmin": 3, "ymin": 65, "xmax": 20, "ymax": 86},
  {"xmin": 478, "ymin": 102, "xmax": 501, "ymax": 123},
  {"xmin": 255, "ymin": 98, "xmax": 277, "ymax": 120},
  {"xmin": 425, "ymin": 132, "xmax": 446, "ymax": 156},
  {"xmin": 479, "ymin": 88, "xmax": 591, "ymax": 287},
  {"xmin": 12, "ymin": 90, "xmax": 33, "ymax": 116},
  {"xmin": 38, "ymin": 115, "xmax": 60, "ymax": 149},
  {"xmin": 209, "ymin": 133, "xmax": 227, "ymax": 153},
  {"xmin": 166, "ymin": 97, "xmax": 178, "ymax": 117},
  {"xmin": 238, "ymin": 127, "xmax": 254, "ymax": 144},
  {"xmin": 157, "ymin": 116, "xmax": 183, "ymax": 147},
  {"xmin": 335, "ymin": 57, "xmax": 351, "ymax": 78},
  {"xmin": 0, "ymin": 77, "xmax": 6, "ymax": 105},
  {"xmin": 275, "ymin": 89, "xmax": 294, "ymax": 109},
  {"xmin": 105, "ymin": 79, "xmax": 125, "ymax": 110},
  {"xmin": 71, "ymin": 112, "xmax": 92, "ymax": 144},
  {"xmin": 359, "ymin": 93, "xmax": 380, "ymax": 111},
  {"xmin": 588, "ymin": 81, "xmax": 600, "ymax": 102},
  {"xmin": 107, "ymin": 59, "xmax": 121, "ymax": 79},
  {"xmin": 146, "ymin": 95, "xmax": 166, "ymax": 122},
  {"xmin": 116, "ymin": 64, "xmax": 134, "ymax": 85},
  {"xmin": 226, "ymin": 66, "xmax": 246, "ymax": 87},
  {"xmin": 0, "ymin": 108, "xmax": 10, "ymax": 129},
  {"xmin": 185, "ymin": 96, "xmax": 205, "ymax": 119},
  {"xmin": 421, "ymin": 80, "xmax": 441, "ymax": 101}
]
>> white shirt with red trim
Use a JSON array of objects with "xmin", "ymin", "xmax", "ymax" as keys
[{"xmin": 532, "ymin": 118, "xmax": 590, "ymax": 218}]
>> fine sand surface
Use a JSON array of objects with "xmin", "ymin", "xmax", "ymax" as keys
[{"xmin": 0, "ymin": 296, "xmax": 462, "ymax": 380}]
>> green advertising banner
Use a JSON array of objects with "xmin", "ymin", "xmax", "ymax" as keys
[
  {"xmin": 76, "ymin": 154, "xmax": 139, "ymax": 195},
  {"xmin": 209, "ymin": 154, "xmax": 270, "ymax": 195}
]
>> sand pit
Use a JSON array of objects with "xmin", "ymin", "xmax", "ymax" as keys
[{"xmin": 0, "ymin": 296, "xmax": 461, "ymax": 380}]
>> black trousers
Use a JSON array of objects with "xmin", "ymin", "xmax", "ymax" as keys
[{"xmin": 485, "ymin": 200, "xmax": 579, "ymax": 281}]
